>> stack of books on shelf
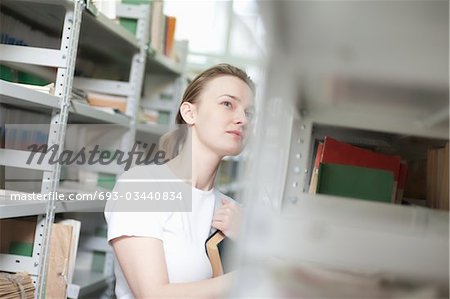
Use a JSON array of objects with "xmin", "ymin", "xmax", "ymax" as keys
[
  {"xmin": 0, "ymin": 65, "xmax": 53, "ymax": 86},
  {"xmin": 0, "ymin": 12, "xmax": 59, "ymax": 48},
  {"xmin": 71, "ymin": 88, "xmax": 89, "ymax": 104},
  {"xmin": 426, "ymin": 143, "xmax": 449, "ymax": 210},
  {"xmin": 9, "ymin": 82, "xmax": 55, "ymax": 95},
  {"xmin": 71, "ymin": 87, "xmax": 128, "ymax": 115},
  {"xmin": 117, "ymin": 0, "xmax": 178, "ymax": 59},
  {"xmin": 0, "ymin": 217, "xmax": 80, "ymax": 298},
  {"xmin": 0, "ymin": 272, "xmax": 34, "ymax": 299},
  {"xmin": 1, "ymin": 108, "xmax": 50, "ymax": 151},
  {"xmin": 309, "ymin": 137, "xmax": 407, "ymax": 204},
  {"xmin": 86, "ymin": 92, "xmax": 127, "ymax": 114}
]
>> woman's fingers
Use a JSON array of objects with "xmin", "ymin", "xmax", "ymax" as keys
[
  {"xmin": 212, "ymin": 214, "xmax": 230, "ymax": 224},
  {"xmin": 211, "ymin": 220, "xmax": 224, "ymax": 231},
  {"xmin": 212, "ymin": 199, "xmax": 242, "ymax": 240}
]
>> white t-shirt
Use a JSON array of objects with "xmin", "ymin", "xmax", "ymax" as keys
[{"xmin": 104, "ymin": 164, "xmax": 233, "ymax": 299}]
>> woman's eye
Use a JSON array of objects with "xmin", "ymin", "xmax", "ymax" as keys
[{"xmin": 222, "ymin": 101, "xmax": 232, "ymax": 108}]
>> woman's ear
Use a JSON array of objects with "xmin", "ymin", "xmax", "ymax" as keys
[{"xmin": 179, "ymin": 102, "xmax": 196, "ymax": 125}]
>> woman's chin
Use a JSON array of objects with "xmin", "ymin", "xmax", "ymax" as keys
[{"xmin": 223, "ymin": 147, "xmax": 243, "ymax": 157}]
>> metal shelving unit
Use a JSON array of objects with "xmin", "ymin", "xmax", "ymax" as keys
[
  {"xmin": 236, "ymin": 1, "xmax": 449, "ymax": 297},
  {"xmin": 0, "ymin": 0, "xmax": 187, "ymax": 298},
  {"xmin": 0, "ymin": 0, "xmax": 169, "ymax": 298},
  {"xmin": 0, "ymin": 0, "xmax": 83, "ymax": 295},
  {"xmin": 247, "ymin": 0, "xmax": 450, "ymax": 211}
]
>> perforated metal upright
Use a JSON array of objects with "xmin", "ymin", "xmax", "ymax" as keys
[
  {"xmin": 119, "ymin": 3, "xmax": 151, "ymax": 152},
  {"xmin": 281, "ymin": 114, "xmax": 312, "ymax": 209},
  {"xmin": 0, "ymin": 0, "xmax": 83, "ymax": 298}
]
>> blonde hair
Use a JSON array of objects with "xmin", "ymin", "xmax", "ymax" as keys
[{"xmin": 159, "ymin": 63, "xmax": 255, "ymax": 160}]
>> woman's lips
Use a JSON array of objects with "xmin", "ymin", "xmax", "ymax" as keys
[{"xmin": 227, "ymin": 130, "xmax": 243, "ymax": 138}]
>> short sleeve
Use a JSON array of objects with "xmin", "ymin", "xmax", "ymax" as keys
[
  {"xmin": 104, "ymin": 166, "xmax": 169, "ymax": 243},
  {"xmin": 105, "ymin": 211, "xmax": 166, "ymax": 243}
]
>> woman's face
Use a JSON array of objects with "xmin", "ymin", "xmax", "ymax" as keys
[{"xmin": 193, "ymin": 75, "xmax": 254, "ymax": 157}]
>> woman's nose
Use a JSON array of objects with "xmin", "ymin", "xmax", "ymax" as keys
[{"xmin": 235, "ymin": 108, "xmax": 248, "ymax": 126}]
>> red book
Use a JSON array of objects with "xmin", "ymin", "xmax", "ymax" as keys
[{"xmin": 319, "ymin": 137, "xmax": 402, "ymax": 201}]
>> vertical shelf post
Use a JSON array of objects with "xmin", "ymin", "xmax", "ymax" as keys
[{"xmin": 34, "ymin": 1, "xmax": 83, "ymax": 298}]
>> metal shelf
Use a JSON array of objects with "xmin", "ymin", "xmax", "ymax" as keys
[
  {"xmin": 72, "ymin": 269, "xmax": 111, "ymax": 297},
  {"xmin": 302, "ymin": 103, "xmax": 449, "ymax": 140},
  {"xmin": 1, "ymin": 0, "xmax": 140, "ymax": 51},
  {"xmin": 0, "ymin": 80, "xmax": 60, "ymax": 112},
  {"xmin": 56, "ymin": 199, "xmax": 106, "ymax": 213},
  {"xmin": 1, "ymin": 0, "xmax": 139, "ymax": 76},
  {"xmin": 0, "ymin": 44, "xmax": 68, "ymax": 68},
  {"xmin": 68, "ymin": 101, "xmax": 131, "ymax": 126},
  {"xmin": 0, "ymin": 190, "xmax": 48, "ymax": 218},
  {"xmin": 0, "ymin": 190, "xmax": 107, "ymax": 219},
  {"xmin": 0, "ymin": 198, "xmax": 47, "ymax": 219},
  {"xmin": 0, "ymin": 62, "xmax": 56, "ymax": 83},
  {"xmin": 0, "ymin": 81, "xmax": 131, "ymax": 126},
  {"xmin": 272, "ymin": 193, "xmax": 449, "ymax": 287},
  {"xmin": 298, "ymin": 73, "xmax": 449, "ymax": 141},
  {"xmin": 146, "ymin": 48, "xmax": 183, "ymax": 76},
  {"xmin": 0, "ymin": 149, "xmax": 53, "ymax": 172}
]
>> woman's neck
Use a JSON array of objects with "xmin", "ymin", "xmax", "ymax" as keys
[{"xmin": 168, "ymin": 143, "xmax": 221, "ymax": 192}]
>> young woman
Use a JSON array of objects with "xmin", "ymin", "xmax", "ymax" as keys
[{"xmin": 104, "ymin": 64, "xmax": 255, "ymax": 298}]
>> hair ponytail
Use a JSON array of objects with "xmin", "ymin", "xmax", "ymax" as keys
[{"xmin": 159, "ymin": 125, "xmax": 187, "ymax": 161}]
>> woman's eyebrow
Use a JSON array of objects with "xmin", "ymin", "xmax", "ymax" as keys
[
  {"xmin": 218, "ymin": 94, "xmax": 240, "ymax": 101},
  {"xmin": 219, "ymin": 94, "xmax": 254, "ymax": 110}
]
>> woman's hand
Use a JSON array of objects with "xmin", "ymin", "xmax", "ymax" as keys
[{"xmin": 212, "ymin": 199, "xmax": 242, "ymax": 240}]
